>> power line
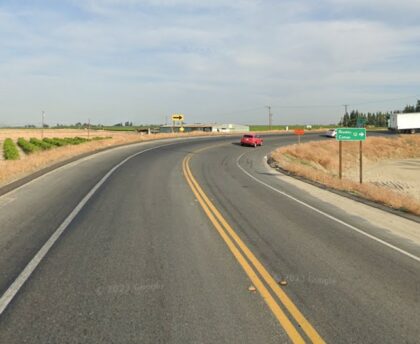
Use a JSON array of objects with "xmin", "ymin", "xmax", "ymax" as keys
[
  {"xmin": 214, "ymin": 106, "xmax": 266, "ymax": 117},
  {"xmin": 271, "ymin": 104, "xmax": 341, "ymax": 109},
  {"xmin": 211, "ymin": 94, "xmax": 420, "ymax": 118},
  {"xmin": 270, "ymin": 94, "xmax": 420, "ymax": 110},
  {"xmin": 349, "ymin": 94, "xmax": 419, "ymax": 107}
]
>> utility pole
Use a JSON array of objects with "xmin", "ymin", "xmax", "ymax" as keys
[
  {"xmin": 344, "ymin": 104, "xmax": 348, "ymax": 115},
  {"xmin": 88, "ymin": 118, "xmax": 91, "ymax": 139},
  {"xmin": 41, "ymin": 111, "xmax": 45, "ymax": 139},
  {"xmin": 266, "ymin": 105, "xmax": 272, "ymax": 130},
  {"xmin": 342, "ymin": 104, "xmax": 349, "ymax": 127}
]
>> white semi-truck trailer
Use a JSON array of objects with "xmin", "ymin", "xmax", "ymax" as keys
[{"xmin": 388, "ymin": 113, "xmax": 420, "ymax": 134}]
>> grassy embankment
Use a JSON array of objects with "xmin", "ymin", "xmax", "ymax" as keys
[{"xmin": 270, "ymin": 135, "xmax": 420, "ymax": 215}]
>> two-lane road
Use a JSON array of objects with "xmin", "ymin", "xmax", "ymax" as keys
[{"xmin": 0, "ymin": 134, "xmax": 418, "ymax": 343}]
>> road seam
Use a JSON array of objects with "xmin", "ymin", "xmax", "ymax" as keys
[
  {"xmin": 236, "ymin": 152, "xmax": 420, "ymax": 264},
  {"xmin": 0, "ymin": 142, "xmax": 175, "ymax": 316}
]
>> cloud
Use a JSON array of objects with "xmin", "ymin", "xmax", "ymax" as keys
[{"xmin": 0, "ymin": 0, "xmax": 419, "ymax": 125}]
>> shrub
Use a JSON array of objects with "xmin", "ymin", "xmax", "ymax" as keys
[
  {"xmin": 30, "ymin": 138, "xmax": 53, "ymax": 150},
  {"xmin": 91, "ymin": 136, "xmax": 112, "ymax": 141},
  {"xmin": 3, "ymin": 138, "xmax": 20, "ymax": 160},
  {"xmin": 43, "ymin": 138, "xmax": 68, "ymax": 146},
  {"xmin": 17, "ymin": 138, "xmax": 40, "ymax": 154},
  {"xmin": 63, "ymin": 137, "xmax": 90, "ymax": 145}
]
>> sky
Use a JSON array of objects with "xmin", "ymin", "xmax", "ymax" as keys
[{"xmin": 0, "ymin": 0, "xmax": 420, "ymax": 126}]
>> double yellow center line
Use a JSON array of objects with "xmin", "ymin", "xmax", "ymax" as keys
[{"xmin": 183, "ymin": 153, "xmax": 325, "ymax": 344}]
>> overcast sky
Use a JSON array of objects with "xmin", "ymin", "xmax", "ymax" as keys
[{"xmin": 0, "ymin": 0, "xmax": 419, "ymax": 126}]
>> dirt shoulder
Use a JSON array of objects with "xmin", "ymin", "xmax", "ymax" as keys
[
  {"xmin": 352, "ymin": 158, "xmax": 420, "ymax": 201},
  {"xmin": 269, "ymin": 135, "xmax": 420, "ymax": 216}
]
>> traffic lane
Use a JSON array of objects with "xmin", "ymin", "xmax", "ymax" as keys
[
  {"xmin": 191, "ymin": 141, "xmax": 420, "ymax": 343},
  {"xmin": 0, "ymin": 140, "xmax": 286, "ymax": 343},
  {"xmin": 240, "ymin": 141, "xmax": 420, "ymax": 256},
  {"xmin": 0, "ymin": 136, "xmax": 232, "ymax": 298},
  {"xmin": 196, "ymin": 140, "xmax": 420, "ymax": 342},
  {"xmin": 0, "ymin": 142, "xmax": 154, "ymax": 297},
  {"xmin": 242, "ymin": 133, "xmax": 420, "ymax": 255}
]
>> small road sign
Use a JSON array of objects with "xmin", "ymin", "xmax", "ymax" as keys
[
  {"xmin": 336, "ymin": 128, "xmax": 366, "ymax": 141},
  {"xmin": 171, "ymin": 114, "xmax": 184, "ymax": 121},
  {"xmin": 294, "ymin": 129, "xmax": 304, "ymax": 144},
  {"xmin": 356, "ymin": 118, "xmax": 366, "ymax": 128}
]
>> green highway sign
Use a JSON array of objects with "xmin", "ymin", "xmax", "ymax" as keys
[
  {"xmin": 336, "ymin": 128, "xmax": 366, "ymax": 141},
  {"xmin": 356, "ymin": 118, "xmax": 366, "ymax": 128}
]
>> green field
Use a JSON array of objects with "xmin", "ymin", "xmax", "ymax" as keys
[{"xmin": 100, "ymin": 126, "xmax": 137, "ymax": 131}]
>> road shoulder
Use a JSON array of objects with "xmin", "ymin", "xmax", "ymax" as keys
[{"xmin": 264, "ymin": 158, "xmax": 420, "ymax": 246}]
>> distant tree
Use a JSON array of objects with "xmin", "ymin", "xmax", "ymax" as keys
[
  {"xmin": 341, "ymin": 113, "xmax": 350, "ymax": 126},
  {"xmin": 114, "ymin": 123, "xmax": 123, "ymax": 127},
  {"xmin": 367, "ymin": 113, "xmax": 374, "ymax": 126},
  {"xmin": 348, "ymin": 110, "xmax": 358, "ymax": 127},
  {"xmin": 338, "ymin": 101, "xmax": 420, "ymax": 126},
  {"xmin": 403, "ymin": 104, "xmax": 415, "ymax": 113},
  {"xmin": 375, "ymin": 112, "xmax": 388, "ymax": 127},
  {"xmin": 338, "ymin": 110, "xmax": 392, "ymax": 127}
]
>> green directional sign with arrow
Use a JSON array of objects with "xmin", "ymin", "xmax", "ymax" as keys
[{"xmin": 336, "ymin": 128, "xmax": 366, "ymax": 141}]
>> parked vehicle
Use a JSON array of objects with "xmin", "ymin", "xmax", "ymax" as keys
[
  {"xmin": 325, "ymin": 128, "xmax": 337, "ymax": 138},
  {"xmin": 388, "ymin": 113, "xmax": 420, "ymax": 134},
  {"xmin": 240, "ymin": 134, "xmax": 263, "ymax": 147}
]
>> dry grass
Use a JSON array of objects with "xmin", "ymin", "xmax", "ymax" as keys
[
  {"xmin": 0, "ymin": 128, "xmax": 111, "ymax": 140},
  {"xmin": 0, "ymin": 129, "xmax": 225, "ymax": 188},
  {"xmin": 270, "ymin": 135, "xmax": 420, "ymax": 215}
]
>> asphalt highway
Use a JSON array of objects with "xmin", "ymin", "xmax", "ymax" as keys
[{"xmin": 0, "ymin": 134, "xmax": 418, "ymax": 343}]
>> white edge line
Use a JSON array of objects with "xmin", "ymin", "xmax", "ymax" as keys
[
  {"xmin": 0, "ymin": 142, "xmax": 174, "ymax": 315},
  {"xmin": 0, "ymin": 141, "xmax": 148, "ymax": 199},
  {"xmin": 236, "ymin": 152, "xmax": 420, "ymax": 264},
  {"xmin": 0, "ymin": 135, "xmax": 215, "ymax": 200}
]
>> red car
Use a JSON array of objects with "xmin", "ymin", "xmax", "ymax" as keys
[{"xmin": 240, "ymin": 134, "xmax": 263, "ymax": 147}]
